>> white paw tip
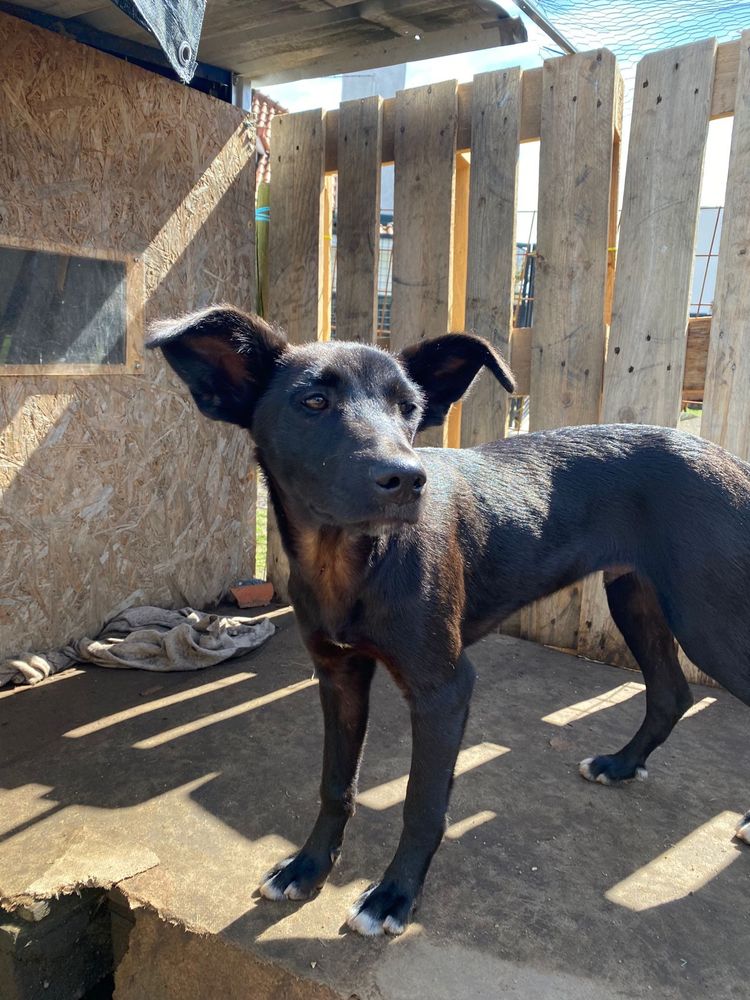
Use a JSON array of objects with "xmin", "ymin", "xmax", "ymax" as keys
[
  {"xmin": 595, "ymin": 771, "xmax": 612, "ymax": 785},
  {"xmin": 734, "ymin": 818, "xmax": 750, "ymax": 845},
  {"xmin": 283, "ymin": 883, "xmax": 308, "ymax": 900},
  {"xmin": 383, "ymin": 915, "xmax": 405, "ymax": 936},
  {"xmin": 259, "ymin": 878, "xmax": 285, "ymax": 901},
  {"xmin": 635, "ymin": 766, "xmax": 649, "ymax": 782},
  {"xmin": 347, "ymin": 906, "xmax": 385, "ymax": 937},
  {"xmin": 579, "ymin": 757, "xmax": 595, "ymax": 781}
]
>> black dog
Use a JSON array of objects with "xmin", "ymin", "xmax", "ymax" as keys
[{"xmin": 147, "ymin": 306, "xmax": 750, "ymax": 936}]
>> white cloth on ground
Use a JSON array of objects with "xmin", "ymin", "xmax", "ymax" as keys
[{"xmin": 0, "ymin": 607, "xmax": 276, "ymax": 688}]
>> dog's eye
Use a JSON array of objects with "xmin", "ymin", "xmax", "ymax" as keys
[
  {"xmin": 399, "ymin": 401, "xmax": 417, "ymax": 417},
  {"xmin": 302, "ymin": 394, "xmax": 328, "ymax": 411}
]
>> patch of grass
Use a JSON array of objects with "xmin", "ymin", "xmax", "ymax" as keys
[{"xmin": 255, "ymin": 505, "xmax": 268, "ymax": 580}]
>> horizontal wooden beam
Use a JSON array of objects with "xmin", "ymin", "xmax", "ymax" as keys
[
  {"xmin": 322, "ymin": 39, "xmax": 739, "ymax": 172},
  {"xmin": 508, "ymin": 317, "xmax": 710, "ymax": 400},
  {"xmin": 252, "ymin": 15, "xmax": 526, "ymax": 86}
]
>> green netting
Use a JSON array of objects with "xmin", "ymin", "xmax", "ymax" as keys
[{"xmin": 532, "ymin": 1, "xmax": 750, "ymax": 69}]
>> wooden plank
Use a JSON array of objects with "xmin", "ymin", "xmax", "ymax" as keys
[
  {"xmin": 683, "ymin": 316, "xmax": 711, "ymax": 402},
  {"xmin": 605, "ymin": 72, "xmax": 625, "ymax": 323},
  {"xmin": 519, "ymin": 50, "xmax": 619, "ymax": 652},
  {"xmin": 268, "ymin": 108, "xmax": 326, "ymax": 343},
  {"xmin": 321, "ymin": 174, "xmax": 335, "ymax": 341},
  {"xmin": 503, "ymin": 318, "xmax": 708, "ymax": 400},
  {"xmin": 702, "ymin": 30, "xmax": 750, "ymax": 460},
  {"xmin": 520, "ymin": 66, "xmax": 543, "ymax": 145},
  {"xmin": 323, "ymin": 65, "xmax": 545, "ymax": 172},
  {"xmin": 266, "ymin": 108, "xmax": 326, "ymax": 599},
  {"xmin": 597, "ymin": 39, "xmax": 716, "ymax": 428},
  {"xmin": 711, "ymin": 40, "xmax": 740, "ymax": 119},
  {"xmin": 446, "ymin": 150, "xmax": 471, "ymax": 449},
  {"xmin": 460, "ymin": 67, "xmax": 521, "ymax": 448},
  {"xmin": 579, "ymin": 39, "xmax": 716, "ymax": 676},
  {"xmin": 509, "ymin": 326, "xmax": 531, "ymax": 396},
  {"xmin": 335, "ymin": 96, "xmax": 382, "ymax": 343},
  {"xmin": 450, "ymin": 151, "xmax": 471, "ymax": 334},
  {"xmin": 250, "ymin": 17, "xmax": 526, "ymax": 86},
  {"xmin": 390, "ymin": 80, "xmax": 458, "ymax": 447}
]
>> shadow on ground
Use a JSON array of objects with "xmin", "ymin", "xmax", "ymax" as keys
[{"xmin": 1, "ymin": 609, "xmax": 748, "ymax": 999}]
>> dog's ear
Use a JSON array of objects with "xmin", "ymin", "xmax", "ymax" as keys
[
  {"xmin": 399, "ymin": 333, "xmax": 515, "ymax": 429},
  {"xmin": 146, "ymin": 306, "xmax": 288, "ymax": 429}
]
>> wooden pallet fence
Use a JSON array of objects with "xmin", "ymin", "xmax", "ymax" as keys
[{"xmin": 263, "ymin": 35, "xmax": 749, "ymax": 686}]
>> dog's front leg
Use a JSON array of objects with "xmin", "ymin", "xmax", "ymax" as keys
[
  {"xmin": 348, "ymin": 652, "xmax": 476, "ymax": 936},
  {"xmin": 259, "ymin": 654, "xmax": 375, "ymax": 901}
]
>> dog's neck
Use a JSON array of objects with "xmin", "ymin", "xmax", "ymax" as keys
[{"xmin": 259, "ymin": 462, "xmax": 375, "ymax": 619}]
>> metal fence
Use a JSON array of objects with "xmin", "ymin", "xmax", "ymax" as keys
[{"xmin": 330, "ymin": 205, "xmax": 722, "ymax": 344}]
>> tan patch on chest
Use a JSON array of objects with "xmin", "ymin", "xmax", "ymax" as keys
[{"xmin": 295, "ymin": 526, "xmax": 363, "ymax": 612}]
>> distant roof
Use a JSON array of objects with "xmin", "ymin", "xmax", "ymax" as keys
[
  {"xmin": 9, "ymin": 0, "xmax": 527, "ymax": 84},
  {"xmin": 253, "ymin": 91, "xmax": 287, "ymax": 187}
]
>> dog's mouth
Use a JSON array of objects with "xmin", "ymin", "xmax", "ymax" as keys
[{"xmin": 308, "ymin": 499, "xmax": 422, "ymax": 533}]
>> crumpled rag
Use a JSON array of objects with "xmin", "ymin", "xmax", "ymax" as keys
[{"xmin": 0, "ymin": 606, "xmax": 276, "ymax": 687}]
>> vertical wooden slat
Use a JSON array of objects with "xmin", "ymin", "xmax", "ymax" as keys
[
  {"xmin": 519, "ymin": 50, "xmax": 619, "ymax": 651},
  {"xmin": 579, "ymin": 40, "xmax": 716, "ymax": 674},
  {"xmin": 265, "ymin": 108, "xmax": 326, "ymax": 599},
  {"xmin": 702, "ymin": 29, "xmax": 750, "ymax": 460},
  {"xmin": 596, "ymin": 39, "xmax": 716, "ymax": 427},
  {"xmin": 460, "ymin": 67, "xmax": 521, "ymax": 448},
  {"xmin": 390, "ymin": 80, "xmax": 458, "ymax": 447},
  {"xmin": 336, "ymin": 96, "xmax": 383, "ymax": 343}
]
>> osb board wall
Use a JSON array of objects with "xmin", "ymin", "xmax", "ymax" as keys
[{"xmin": 0, "ymin": 13, "xmax": 256, "ymax": 659}]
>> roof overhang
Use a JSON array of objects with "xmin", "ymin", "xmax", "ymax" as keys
[{"xmin": 5, "ymin": 0, "xmax": 528, "ymax": 86}]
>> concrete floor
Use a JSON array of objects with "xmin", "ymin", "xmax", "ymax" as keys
[{"xmin": 1, "ymin": 607, "xmax": 748, "ymax": 999}]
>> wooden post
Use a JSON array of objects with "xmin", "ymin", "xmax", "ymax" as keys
[
  {"xmin": 390, "ymin": 80, "xmax": 458, "ymax": 447},
  {"xmin": 445, "ymin": 150, "xmax": 471, "ymax": 448},
  {"xmin": 519, "ymin": 49, "xmax": 620, "ymax": 652},
  {"xmin": 321, "ymin": 174, "xmax": 335, "ymax": 341},
  {"xmin": 265, "ymin": 108, "xmax": 326, "ymax": 600}
]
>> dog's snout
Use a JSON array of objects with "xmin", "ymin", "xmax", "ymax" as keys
[{"xmin": 372, "ymin": 460, "xmax": 426, "ymax": 504}]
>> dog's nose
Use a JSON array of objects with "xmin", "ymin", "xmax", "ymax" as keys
[{"xmin": 372, "ymin": 460, "xmax": 426, "ymax": 505}]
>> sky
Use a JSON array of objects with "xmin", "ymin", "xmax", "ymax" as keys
[{"xmin": 261, "ymin": 0, "xmax": 733, "ymax": 211}]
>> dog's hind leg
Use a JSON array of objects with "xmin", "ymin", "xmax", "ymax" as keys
[
  {"xmin": 580, "ymin": 572, "xmax": 693, "ymax": 786},
  {"xmin": 259, "ymin": 654, "xmax": 375, "ymax": 901},
  {"xmin": 347, "ymin": 652, "xmax": 476, "ymax": 936}
]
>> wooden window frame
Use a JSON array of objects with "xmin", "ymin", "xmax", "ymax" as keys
[{"xmin": 0, "ymin": 234, "xmax": 145, "ymax": 376}]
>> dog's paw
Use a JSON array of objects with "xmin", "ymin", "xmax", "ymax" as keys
[
  {"xmin": 346, "ymin": 881, "xmax": 414, "ymax": 937},
  {"xmin": 258, "ymin": 851, "xmax": 333, "ymax": 902},
  {"xmin": 734, "ymin": 811, "xmax": 750, "ymax": 845},
  {"xmin": 579, "ymin": 755, "xmax": 648, "ymax": 785}
]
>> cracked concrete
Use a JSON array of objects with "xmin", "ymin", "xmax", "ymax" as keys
[{"xmin": 1, "ymin": 607, "xmax": 748, "ymax": 999}]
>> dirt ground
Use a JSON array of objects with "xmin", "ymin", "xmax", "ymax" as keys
[{"xmin": 1, "ymin": 608, "xmax": 748, "ymax": 999}]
